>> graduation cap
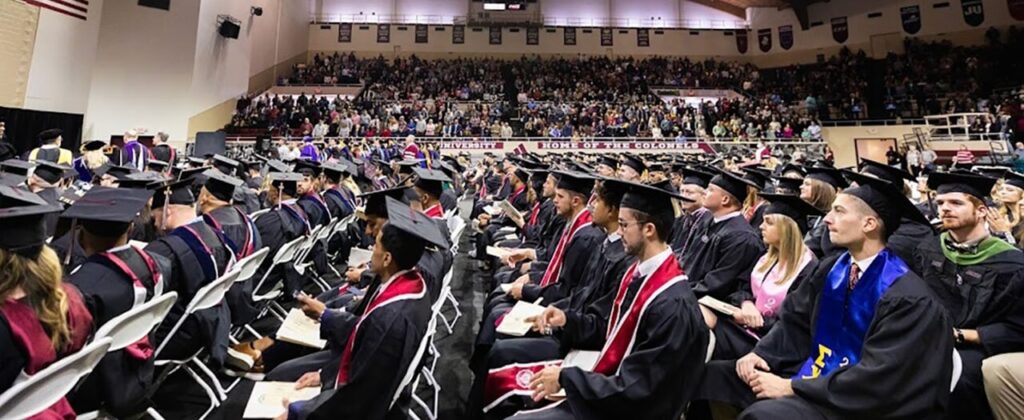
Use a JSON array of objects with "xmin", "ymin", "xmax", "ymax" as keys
[
  {"xmin": 396, "ymin": 159, "xmax": 422, "ymax": 175},
  {"xmin": 269, "ymin": 172, "xmax": 303, "ymax": 197},
  {"xmin": 648, "ymin": 163, "xmax": 666, "ymax": 173},
  {"xmin": 606, "ymin": 179, "xmax": 693, "ymax": 220},
  {"xmin": 843, "ymin": 171, "xmax": 929, "ymax": 233},
  {"xmin": 441, "ymin": 156, "xmax": 464, "ymax": 173},
  {"xmin": 710, "ymin": 170, "xmax": 758, "ymax": 203},
  {"xmin": 81, "ymin": 140, "xmax": 106, "ymax": 152},
  {"xmin": 187, "ymin": 156, "xmax": 208, "ymax": 168},
  {"xmin": 383, "ymin": 196, "xmax": 447, "ymax": 248},
  {"xmin": 0, "ymin": 185, "xmax": 63, "ymax": 258},
  {"xmin": 147, "ymin": 159, "xmax": 170, "ymax": 172},
  {"xmin": 511, "ymin": 166, "xmax": 531, "ymax": 184},
  {"xmin": 1, "ymin": 159, "xmax": 33, "ymax": 177},
  {"xmin": 926, "ymin": 171, "xmax": 998, "ymax": 202},
  {"xmin": 266, "ymin": 160, "xmax": 291, "ymax": 174},
  {"xmin": 151, "ymin": 179, "xmax": 196, "ymax": 208},
  {"xmin": 760, "ymin": 193, "xmax": 823, "ymax": 234},
  {"xmin": 771, "ymin": 176, "xmax": 804, "ymax": 195},
  {"xmin": 741, "ymin": 167, "xmax": 772, "ymax": 190},
  {"xmin": 117, "ymin": 172, "xmax": 166, "ymax": 190},
  {"xmin": 211, "ymin": 155, "xmax": 239, "ymax": 175},
  {"xmin": 528, "ymin": 168, "xmax": 550, "ymax": 191},
  {"xmin": 33, "ymin": 161, "xmax": 71, "ymax": 185},
  {"xmin": 680, "ymin": 168, "xmax": 714, "ymax": 189},
  {"xmin": 321, "ymin": 162, "xmax": 349, "ymax": 182},
  {"xmin": 621, "ymin": 154, "xmax": 647, "ymax": 174},
  {"xmin": 62, "ymin": 186, "xmax": 153, "ymax": 238},
  {"xmin": 1004, "ymin": 171, "xmax": 1024, "ymax": 190},
  {"xmin": 778, "ymin": 163, "xmax": 806, "ymax": 178},
  {"xmin": 805, "ymin": 166, "xmax": 848, "ymax": 189},
  {"xmin": 551, "ymin": 170, "xmax": 595, "ymax": 197},
  {"xmin": 360, "ymin": 186, "xmax": 417, "ymax": 218},
  {"xmin": 294, "ymin": 160, "xmax": 322, "ymax": 177},
  {"xmin": 973, "ymin": 165, "xmax": 1012, "ymax": 180},
  {"xmin": 105, "ymin": 164, "xmax": 137, "ymax": 180},
  {"xmin": 413, "ymin": 167, "xmax": 451, "ymax": 198},
  {"xmin": 0, "ymin": 172, "xmax": 25, "ymax": 187},
  {"xmin": 858, "ymin": 159, "xmax": 914, "ymax": 186},
  {"xmin": 202, "ymin": 169, "xmax": 242, "ymax": 202},
  {"xmin": 174, "ymin": 167, "xmax": 206, "ymax": 183}
]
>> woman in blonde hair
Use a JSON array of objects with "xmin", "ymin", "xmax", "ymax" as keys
[
  {"xmin": 704, "ymin": 193, "xmax": 820, "ymax": 360},
  {"xmin": 801, "ymin": 166, "xmax": 847, "ymax": 258},
  {"xmin": 991, "ymin": 172, "xmax": 1024, "ymax": 246},
  {"xmin": 0, "ymin": 191, "xmax": 93, "ymax": 417},
  {"xmin": 72, "ymin": 140, "xmax": 110, "ymax": 183}
]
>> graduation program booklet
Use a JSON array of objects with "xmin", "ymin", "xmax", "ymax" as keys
[
  {"xmin": 498, "ymin": 200, "xmax": 523, "ymax": 221},
  {"xmin": 549, "ymin": 350, "xmax": 601, "ymax": 399},
  {"xmin": 243, "ymin": 381, "xmax": 320, "ymax": 418},
  {"xmin": 483, "ymin": 205, "xmax": 502, "ymax": 216},
  {"xmin": 276, "ymin": 309, "xmax": 327, "ymax": 349},
  {"xmin": 495, "ymin": 300, "xmax": 546, "ymax": 337},
  {"xmin": 347, "ymin": 247, "xmax": 373, "ymax": 268},
  {"xmin": 486, "ymin": 246, "xmax": 513, "ymax": 258},
  {"xmin": 698, "ymin": 295, "xmax": 741, "ymax": 317}
]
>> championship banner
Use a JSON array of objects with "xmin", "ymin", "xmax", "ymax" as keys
[
  {"xmin": 900, "ymin": 5, "xmax": 921, "ymax": 34},
  {"xmin": 415, "ymin": 24, "xmax": 428, "ymax": 43},
  {"xmin": 1011, "ymin": 0, "xmax": 1024, "ymax": 20},
  {"xmin": 377, "ymin": 24, "xmax": 390, "ymax": 43},
  {"xmin": 338, "ymin": 23, "xmax": 352, "ymax": 43},
  {"xmin": 735, "ymin": 29, "xmax": 748, "ymax": 54},
  {"xmin": 637, "ymin": 28, "xmax": 650, "ymax": 47},
  {"xmin": 526, "ymin": 27, "xmax": 539, "ymax": 45},
  {"xmin": 961, "ymin": 0, "xmax": 984, "ymax": 27},
  {"xmin": 534, "ymin": 141, "xmax": 715, "ymax": 154},
  {"xmin": 779, "ymin": 25, "xmax": 793, "ymax": 50},
  {"xmin": 600, "ymin": 28, "xmax": 613, "ymax": 46},
  {"xmin": 757, "ymin": 28, "xmax": 772, "ymax": 52},
  {"xmin": 453, "ymin": 25, "xmax": 465, "ymax": 44},
  {"xmin": 564, "ymin": 27, "xmax": 576, "ymax": 45},
  {"xmin": 831, "ymin": 17, "xmax": 848, "ymax": 43},
  {"xmin": 489, "ymin": 27, "xmax": 502, "ymax": 45}
]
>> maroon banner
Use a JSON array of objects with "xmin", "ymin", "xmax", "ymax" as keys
[
  {"xmin": 736, "ymin": 29, "xmax": 748, "ymax": 54},
  {"xmin": 757, "ymin": 28, "xmax": 772, "ymax": 52},
  {"xmin": 1010, "ymin": 0, "xmax": 1024, "ymax": 20},
  {"xmin": 534, "ymin": 141, "xmax": 715, "ymax": 153}
]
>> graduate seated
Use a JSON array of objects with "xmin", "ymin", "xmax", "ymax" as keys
[
  {"xmin": 0, "ymin": 186, "xmax": 93, "ymax": 418},
  {"xmin": 692, "ymin": 172, "xmax": 954, "ymax": 420}
]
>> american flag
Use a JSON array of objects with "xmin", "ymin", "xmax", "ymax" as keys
[{"xmin": 26, "ymin": 0, "xmax": 88, "ymax": 20}]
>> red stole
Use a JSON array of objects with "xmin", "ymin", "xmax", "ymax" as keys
[
  {"xmin": 539, "ymin": 209, "xmax": 593, "ymax": 287},
  {"xmin": 1, "ymin": 284, "xmax": 93, "ymax": 419},
  {"xmin": 509, "ymin": 184, "xmax": 525, "ymax": 203},
  {"xmin": 424, "ymin": 203, "xmax": 444, "ymax": 219},
  {"xmin": 593, "ymin": 252, "xmax": 686, "ymax": 375},
  {"xmin": 335, "ymin": 270, "xmax": 426, "ymax": 386},
  {"xmin": 527, "ymin": 202, "xmax": 541, "ymax": 226},
  {"xmin": 743, "ymin": 200, "xmax": 764, "ymax": 222},
  {"xmin": 97, "ymin": 245, "xmax": 162, "ymax": 360}
]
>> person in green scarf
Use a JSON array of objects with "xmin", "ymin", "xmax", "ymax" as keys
[{"xmin": 914, "ymin": 171, "xmax": 1024, "ymax": 420}]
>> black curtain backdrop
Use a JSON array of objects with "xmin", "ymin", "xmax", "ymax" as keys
[{"xmin": 0, "ymin": 106, "xmax": 83, "ymax": 158}]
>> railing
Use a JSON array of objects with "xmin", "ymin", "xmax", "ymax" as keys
[
  {"xmin": 310, "ymin": 13, "xmax": 747, "ymax": 30},
  {"xmin": 821, "ymin": 118, "xmax": 927, "ymax": 127}
]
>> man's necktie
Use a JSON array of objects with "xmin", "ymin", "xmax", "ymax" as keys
[
  {"xmin": 620, "ymin": 272, "xmax": 646, "ymax": 314},
  {"xmin": 848, "ymin": 263, "xmax": 860, "ymax": 292}
]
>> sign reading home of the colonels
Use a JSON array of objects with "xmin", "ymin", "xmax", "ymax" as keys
[
  {"xmin": 831, "ymin": 17, "xmax": 848, "ymax": 43},
  {"xmin": 338, "ymin": 23, "xmax": 352, "ymax": 43},
  {"xmin": 900, "ymin": 5, "xmax": 921, "ymax": 34},
  {"xmin": 962, "ymin": 0, "xmax": 984, "ymax": 27},
  {"xmin": 757, "ymin": 28, "xmax": 772, "ymax": 52},
  {"xmin": 735, "ymin": 29, "xmax": 748, "ymax": 54},
  {"xmin": 779, "ymin": 25, "xmax": 793, "ymax": 50},
  {"xmin": 600, "ymin": 28, "xmax": 613, "ymax": 46},
  {"xmin": 535, "ymin": 141, "xmax": 715, "ymax": 153},
  {"xmin": 1011, "ymin": 0, "xmax": 1024, "ymax": 20},
  {"xmin": 564, "ymin": 27, "xmax": 576, "ymax": 45},
  {"xmin": 377, "ymin": 24, "xmax": 390, "ymax": 43},
  {"xmin": 527, "ymin": 27, "xmax": 539, "ymax": 45},
  {"xmin": 453, "ymin": 25, "xmax": 465, "ymax": 44},
  {"xmin": 415, "ymin": 25, "xmax": 428, "ymax": 43},
  {"xmin": 489, "ymin": 27, "xmax": 502, "ymax": 45},
  {"xmin": 637, "ymin": 28, "xmax": 650, "ymax": 47}
]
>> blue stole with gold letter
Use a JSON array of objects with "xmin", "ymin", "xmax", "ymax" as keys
[{"xmin": 796, "ymin": 248, "xmax": 907, "ymax": 379}]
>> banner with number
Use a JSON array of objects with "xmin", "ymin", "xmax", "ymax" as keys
[
  {"xmin": 453, "ymin": 25, "xmax": 465, "ymax": 44},
  {"xmin": 338, "ymin": 23, "xmax": 351, "ymax": 42},
  {"xmin": 489, "ymin": 27, "xmax": 502, "ymax": 45},
  {"xmin": 600, "ymin": 28, "xmax": 613, "ymax": 46},
  {"xmin": 831, "ymin": 17, "xmax": 848, "ymax": 43},
  {"xmin": 564, "ymin": 27, "xmax": 576, "ymax": 45},
  {"xmin": 415, "ymin": 24, "xmax": 428, "ymax": 43},
  {"xmin": 757, "ymin": 28, "xmax": 772, "ymax": 52},
  {"xmin": 637, "ymin": 28, "xmax": 650, "ymax": 47},
  {"xmin": 377, "ymin": 24, "xmax": 390, "ymax": 43},
  {"xmin": 778, "ymin": 25, "xmax": 793, "ymax": 50},
  {"xmin": 735, "ymin": 29, "xmax": 748, "ymax": 54},
  {"xmin": 900, "ymin": 5, "xmax": 922, "ymax": 34},
  {"xmin": 962, "ymin": 0, "xmax": 984, "ymax": 26},
  {"xmin": 526, "ymin": 27, "xmax": 539, "ymax": 45}
]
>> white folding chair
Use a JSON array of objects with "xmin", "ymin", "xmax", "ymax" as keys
[
  {"xmin": 152, "ymin": 270, "xmax": 240, "ymax": 420},
  {"xmin": 437, "ymin": 269, "xmax": 461, "ymax": 334},
  {"xmin": 235, "ymin": 247, "xmax": 271, "ymax": 284},
  {"xmin": 705, "ymin": 331, "xmax": 716, "ymax": 363},
  {"xmin": 249, "ymin": 236, "xmax": 305, "ymax": 326},
  {"xmin": 406, "ymin": 310, "xmax": 442, "ymax": 420},
  {"xmin": 951, "ymin": 349, "xmax": 963, "ymax": 392},
  {"xmin": 0, "ymin": 338, "xmax": 113, "ymax": 420}
]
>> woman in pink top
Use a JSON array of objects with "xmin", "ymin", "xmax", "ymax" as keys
[{"xmin": 703, "ymin": 193, "xmax": 821, "ymax": 361}]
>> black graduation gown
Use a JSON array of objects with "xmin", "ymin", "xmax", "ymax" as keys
[
  {"xmin": 521, "ymin": 224, "xmax": 607, "ymax": 304},
  {"xmin": 298, "ymin": 194, "xmax": 331, "ymax": 228},
  {"xmin": 150, "ymin": 144, "xmax": 176, "ymax": 164},
  {"xmin": 804, "ymin": 218, "xmax": 840, "ymax": 259},
  {"xmin": 50, "ymin": 231, "xmax": 87, "ymax": 274},
  {"xmin": 749, "ymin": 204, "xmax": 767, "ymax": 237},
  {"xmin": 253, "ymin": 205, "xmax": 308, "ymax": 295},
  {"xmin": 524, "ymin": 199, "xmax": 564, "ymax": 254},
  {"xmin": 682, "ymin": 215, "xmax": 765, "ymax": 300},
  {"xmin": 888, "ymin": 217, "xmax": 935, "ymax": 273},
  {"xmin": 700, "ymin": 252, "xmax": 954, "ymax": 420},
  {"xmin": 440, "ymin": 189, "xmax": 458, "ymax": 212},
  {"xmin": 206, "ymin": 205, "xmax": 264, "ymax": 325},
  {"xmin": 36, "ymin": 187, "xmax": 62, "ymax": 239},
  {"xmin": 291, "ymin": 285, "xmax": 431, "ymax": 420},
  {"xmin": 914, "ymin": 237, "xmax": 1024, "ymax": 420},
  {"xmin": 677, "ymin": 210, "xmax": 713, "ymax": 268},
  {"xmin": 66, "ymin": 249, "xmax": 173, "ymax": 416},
  {"xmin": 670, "ymin": 210, "xmax": 700, "ymax": 253}
]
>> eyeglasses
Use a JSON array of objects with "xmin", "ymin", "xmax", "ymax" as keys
[{"xmin": 618, "ymin": 219, "xmax": 643, "ymax": 229}]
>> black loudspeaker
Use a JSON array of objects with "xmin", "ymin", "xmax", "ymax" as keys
[
  {"xmin": 219, "ymin": 19, "xmax": 240, "ymax": 39},
  {"xmin": 193, "ymin": 132, "xmax": 226, "ymax": 157}
]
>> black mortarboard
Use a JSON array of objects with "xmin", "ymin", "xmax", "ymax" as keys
[
  {"xmin": 117, "ymin": 172, "xmax": 165, "ymax": 190},
  {"xmin": 1, "ymin": 159, "xmax": 33, "ymax": 177},
  {"xmin": 760, "ymin": 193, "xmax": 823, "ymax": 234},
  {"xmin": 859, "ymin": 159, "xmax": 914, "ymax": 186},
  {"xmin": 361, "ymin": 186, "xmax": 415, "ymax": 217},
  {"xmin": 741, "ymin": 167, "xmax": 772, "ymax": 190},
  {"xmin": 648, "ymin": 163, "xmax": 666, "ymax": 173},
  {"xmin": 321, "ymin": 162, "xmax": 348, "ymax": 182},
  {"xmin": 512, "ymin": 167, "xmax": 530, "ymax": 184},
  {"xmin": 269, "ymin": 172, "xmax": 303, "ymax": 197},
  {"xmin": 778, "ymin": 163, "xmax": 806, "ymax": 178},
  {"xmin": 710, "ymin": 170, "xmax": 757, "ymax": 203},
  {"xmin": 552, "ymin": 170, "xmax": 595, "ymax": 196},
  {"xmin": 805, "ymin": 166, "xmax": 848, "ymax": 189},
  {"xmin": 596, "ymin": 156, "xmax": 618, "ymax": 171},
  {"xmin": 38, "ymin": 128, "xmax": 62, "ymax": 143},
  {"xmin": 843, "ymin": 171, "xmax": 929, "ymax": 233},
  {"xmin": 412, "ymin": 167, "xmax": 451, "ymax": 198},
  {"xmin": 33, "ymin": 161, "xmax": 70, "ymax": 185},
  {"xmin": 0, "ymin": 172, "xmax": 25, "ymax": 187},
  {"xmin": 528, "ymin": 169, "xmax": 550, "ymax": 192},
  {"xmin": 621, "ymin": 154, "xmax": 647, "ymax": 174},
  {"xmin": 0, "ymin": 185, "xmax": 63, "ymax": 257},
  {"xmin": 147, "ymin": 159, "xmax": 169, "ymax": 172},
  {"xmin": 1004, "ymin": 171, "xmax": 1024, "ymax": 190},
  {"xmin": 607, "ymin": 179, "xmax": 693, "ymax": 218},
  {"xmin": 267, "ymin": 160, "xmax": 291, "ymax": 173},
  {"xmin": 212, "ymin": 155, "xmax": 239, "ymax": 175},
  {"xmin": 105, "ymin": 164, "xmax": 137, "ymax": 180},
  {"xmin": 396, "ymin": 159, "xmax": 422, "ymax": 175},
  {"xmin": 175, "ymin": 167, "xmax": 206, "ymax": 182},
  {"xmin": 187, "ymin": 156, "xmax": 207, "ymax": 167},
  {"xmin": 383, "ymin": 196, "xmax": 447, "ymax": 248},
  {"xmin": 203, "ymin": 169, "xmax": 242, "ymax": 202},
  {"xmin": 151, "ymin": 179, "xmax": 196, "ymax": 208},
  {"xmin": 973, "ymin": 165, "xmax": 1012, "ymax": 180},
  {"xmin": 294, "ymin": 160, "xmax": 322, "ymax": 177},
  {"xmin": 680, "ymin": 168, "xmax": 714, "ymax": 188},
  {"xmin": 63, "ymin": 186, "xmax": 153, "ymax": 237},
  {"xmin": 771, "ymin": 176, "xmax": 804, "ymax": 195},
  {"xmin": 927, "ymin": 172, "xmax": 997, "ymax": 201},
  {"xmin": 82, "ymin": 140, "xmax": 106, "ymax": 152}
]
